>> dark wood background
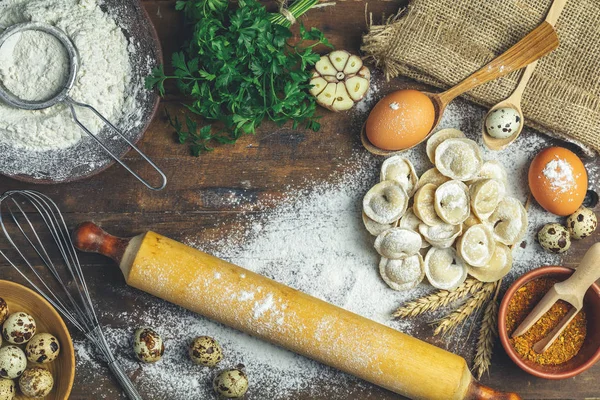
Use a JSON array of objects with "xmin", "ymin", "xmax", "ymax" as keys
[{"xmin": 1, "ymin": 0, "xmax": 599, "ymax": 399}]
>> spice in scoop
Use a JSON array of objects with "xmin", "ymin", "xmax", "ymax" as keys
[{"xmin": 506, "ymin": 277, "xmax": 587, "ymax": 365}]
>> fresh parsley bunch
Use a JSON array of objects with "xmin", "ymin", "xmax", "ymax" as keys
[{"xmin": 146, "ymin": 0, "xmax": 331, "ymax": 155}]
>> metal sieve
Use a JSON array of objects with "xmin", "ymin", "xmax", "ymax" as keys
[{"xmin": 0, "ymin": 22, "xmax": 167, "ymax": 190}]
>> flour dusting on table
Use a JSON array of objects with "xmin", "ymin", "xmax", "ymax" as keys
[{"xmin": 73, "ymin": 99, "xmax": 598, "ymax": 399}]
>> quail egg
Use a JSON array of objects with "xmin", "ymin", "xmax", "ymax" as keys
[
  {"xmin": 0, "ymin": 379, "xmax": 15, "ymax": 400},
  {"xmin": 0, "ymin": 346, "xmax": 27, "ymax": 380},
  {"xmin": 2, "ymin": 312, "xmax": 36, "ymax": 345},
  {"xmin": 19, "ymin": 367, "xmax": 53, "ymax": 398},
  {"xmin": 26, "ymin": 333, "xmax": 61, "ymax": 364},
  {"xmin": 213, "ymin": 368, "xmax": 249, "ymax": 399},
  {"xmin": 0, "ymin": 298, "xmax": 8, "ymax": 326},
  {"xmin": 133, "ymin": 327, "xmax": 164, "ymax": 363},
  {"xmin": 567, "ymin": 206, "xmax": 597, "ymax": 240},
  {"xmin": 485, "ymin": 107, "xmax": 521, "ymax": 139},
  {"xmin": 538, "ymin": 223, "xmax": 571, "ymax": 253},
  {"xmin": 189, "ymin": 336, "xmax": 223, "ymax": 367}
]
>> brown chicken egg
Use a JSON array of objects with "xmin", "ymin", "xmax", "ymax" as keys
[{"xmin": 366, "ymin": 89, "xmax": 435, "ymax": 151}]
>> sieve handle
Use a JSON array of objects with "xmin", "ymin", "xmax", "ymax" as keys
[
  {"xmin": 66, "ymin": 98, "xmax": 167, "ymax": 191},
  {"xmin": 108, "ymin": 360, "xmax": 144, "ymax": 400}
]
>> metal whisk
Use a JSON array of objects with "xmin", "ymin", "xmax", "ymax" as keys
[{"xmin": 0, "ymin": 190, "xmax": 142, "ymax": 400}]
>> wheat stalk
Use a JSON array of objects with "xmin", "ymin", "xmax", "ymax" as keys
[
  {"xmin": 433, "ymin": 281, "xmax": 498, "ymax": 336},
  {"xmin": 392, "ymin": 278, "xmax": 485, "ymax": 318},
  {"xmin": 472, "ymin": 281, "xmax": 502, "ymax": 379}
]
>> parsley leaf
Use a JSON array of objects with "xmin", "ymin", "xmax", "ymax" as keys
[{"xmin": 145, "ymin": 0, "xmax": 330, "ymax": 156}]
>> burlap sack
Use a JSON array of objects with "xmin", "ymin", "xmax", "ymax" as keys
[{"xmin": 362, "ymin": 0, "xmax": 600, "ymax": 156}]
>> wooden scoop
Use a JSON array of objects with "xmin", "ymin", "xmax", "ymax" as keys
[
  {"xmin": 512, "ymin": 242, "xmax": 600, "ymax": 353},
  {"xmin": 482, "ymin": 0, "xmax": 568, "ymax": 150},
  {"xmin": 74, "ymin": 222, "xmax": 521, "ymax": 400},
  {"xmin": 362, "ymin": 21, "xmax": 559, "ymax": 157}
]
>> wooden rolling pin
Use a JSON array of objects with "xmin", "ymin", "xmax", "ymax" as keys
[{"xmin": 74, "ymin": 222, "xmax": 519, "ymax": 400}]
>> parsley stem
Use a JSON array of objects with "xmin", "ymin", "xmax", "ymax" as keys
[{"xmin": 269, "ymin": 0, "xmax": 320, "ymax": 28}]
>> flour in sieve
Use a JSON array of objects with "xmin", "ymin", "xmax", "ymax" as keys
[
  {"xmin": 0, "ymin": 0, "xmax": 134, "ymax": 151},
  {"xmin": 0, "ymin": 30, "xmax": 69, "ymax": 101}
]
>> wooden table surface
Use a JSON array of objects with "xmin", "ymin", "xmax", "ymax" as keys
[{"xmin": 1, "ymin": 1, "xmax": 599, "ymax": 399}]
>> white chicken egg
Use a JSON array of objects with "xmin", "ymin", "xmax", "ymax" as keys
[
  {"xmin": 0, "ymin": 346, "xmax": 27, "ymax": 380},
  {"xmin": 2, "ymin": 312, "xmax": 36, "ymax": 345},
  {"xmin": 485, "ymin": 107, "xmax": 521, "ymax": 139},
  {"xmin": 133, "ymin": 327, "xmax": 164, "ymax": 363}
]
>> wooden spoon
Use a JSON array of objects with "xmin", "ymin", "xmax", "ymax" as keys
[
  {"xmin": 482, "ymin": 0, "xmax": 568, "ymax": 151},
  {"xmin": 511, "ymin": 242, "xmax": 600, "ymax": 353},
  {"xmin": 362, "ymin": 21, "xmax": 559, "ymax": 156}
]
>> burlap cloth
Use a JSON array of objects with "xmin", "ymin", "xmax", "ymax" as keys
[{"xmin": 362, "ymin": 0, "xmax": 600, "ymax": 156}]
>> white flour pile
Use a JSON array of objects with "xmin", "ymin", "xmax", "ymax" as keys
[
  {"xmin": 0, "ymin": 0, "xmax": 135, "ymax": 151},
  {"xmin": 73, "ymin": 94, "xmax": 599, "ymax": 399}
]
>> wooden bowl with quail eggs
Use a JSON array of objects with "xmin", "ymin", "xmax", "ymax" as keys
[{"xmin": 0, "ymin": 280, "xmax": 74, "ymax": 400}]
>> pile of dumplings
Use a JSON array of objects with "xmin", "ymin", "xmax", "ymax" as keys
[{"xmin": 362, "ymin": 129, "xmax": 528, "ymax": 291}]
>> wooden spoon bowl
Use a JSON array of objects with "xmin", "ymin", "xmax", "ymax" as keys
[
  {"xmin": 0, "ymin": 280, "xmax": 75, "ymax": 400},
  {"xmin": 362, "ymin": 21, "xmax": 558, "ymax": 156},
  {"xmin": 482, "ymin": 101, "xmax": 525, "ymax": 150}
]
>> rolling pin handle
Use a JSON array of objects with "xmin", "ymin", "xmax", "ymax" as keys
[
  {"xmin": 73, "ymin": 221, "xmax": 130, "ymax": 264},
  {"xmin": 466, "ymin": 380, "xmax": 522, "ymax": 400}
]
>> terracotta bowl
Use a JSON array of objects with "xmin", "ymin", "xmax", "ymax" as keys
[
  {"xmin": 0, "ymin": 280, "xmax": 75, "ymax": 399},
  {"xmin": 498, "ymin": 266, "xmax": 600, "ymax": 379}
]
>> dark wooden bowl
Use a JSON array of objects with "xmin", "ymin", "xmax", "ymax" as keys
[
  {"xmin": 0, "ymin": 280, "xmax": 75, "ymax": 400},
  {"xmin": 498, "ymin": 266, "xmax": 600, "ymax": 379},
  {"xmin": 0, "ymin": 0, "xmax": 162, "ymax": 184}
]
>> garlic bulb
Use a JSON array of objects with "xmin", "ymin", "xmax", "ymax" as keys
[{"xmin": 309, "ymin": 50, "xmax": 370, "ymax": 112}]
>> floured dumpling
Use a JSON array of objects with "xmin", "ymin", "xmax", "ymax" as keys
[
  {"xmin": 424, "ymin": 247, "xmax": 467, "ymax": 290},
  {"xmin": 426, "ymin": 128, "xmax": 465, "ymax": 163},
  {"xmin": 380, "ymin": 156, "xmax": 419, "ymax": 196},
  {"xmin": 419, "ymin": 223, "xmax": 462, "ymax": 248},
  {"xmin": 362, "ymin": 212, "xmax": 396, "ymax": 236},
  {"xmin": 466, "ymin": 160, "xmax": 508, "ymax": 185},
  {"xmin": 415, "ymin": 168, "xmax": 450, "ymax": 191},
  {"xmin": 413, "ymin": 184, "xmax": 444, "ymax": 226},
  {"xmin": 488, "ymin": 197, "xmax": 528, "ymax": 245},
  {"xmin": 363, "ymin": 181, "xmax": 408, "ymax": 224},
  {"xmin": 379, "ymin": 255, "xmax": 425, "ymax": 291},
  {"xmin": 399, "ymin": 210, "xmax": 429, "ymax": 249},
  {"xmin": 457, "ymin": 224, "xmax": 496, "ymax": 267},
  {"xmin": 434, "ymin": 180, "xmax": 470, "ymax": 225},
  {"xmin": 467, "ymin": 243, "xmax": 513, "ymax": 282},
  {"xmin": 435, "ymin": 138, "xmax": 482, "ymax": 181},
  {"xmin": 374, "ymin": 228, "xmax": 422, "ymax": 259},
  {"xmin": 470, "ymin": 179, "xmax": 505, "ymax": 220}
]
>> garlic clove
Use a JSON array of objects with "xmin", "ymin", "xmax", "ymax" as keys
[
  {"xmin": 309, "ymin": 77, "xmax": 328, "ymax": 97},
  {"xmin": 331, "ymin": 83, "xmax": 354, "ymax": 111},
  {"xmin": 345, "ymin": 76, "xmax": 369, "ymax": 101},
  {"xmin": 356, "ymin": 65, "xmax": 371, "ymax": 80},
  {"xmin": 315, "ymin": 56, "xmax": 336, "ymax": 76},
  {"xmin": 316, "ymin": 82, "xmax": 337, "ymax": 107},
  {"xmin": 343, "ymin": 55, "xmax": 363, "ymax": 75},
  {"xmin": 329, "ymin": 50, "xmax": 351, "ymax": 72}
]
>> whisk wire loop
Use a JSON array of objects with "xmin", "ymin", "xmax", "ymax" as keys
[{"xmin": 0, "ymin": 190, "xmax": 142, "ymax": 400}]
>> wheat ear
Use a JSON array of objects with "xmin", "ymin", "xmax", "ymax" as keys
[
  {"xmin": 473, "ymin": 280, "xmax": 502, "ymax": 379},
  {"xmin": 392, "ymin": 278, "xmax": 485, "ymax": 318},
  {"xmin": 433, "ymin": 281, "xmax": 497, "ymax": 336}
]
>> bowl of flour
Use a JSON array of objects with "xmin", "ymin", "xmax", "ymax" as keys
[{"xmin": 0, "ymin": 0, "xmax": 161, "ymax": 183}]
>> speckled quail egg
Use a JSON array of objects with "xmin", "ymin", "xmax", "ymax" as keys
[
  {"xmin": 485, "ymin": 107, "xmax": 521, "ymax": 139},
  {"xmin": 213, "ymin": 368, "xmax": 249, "ymax": 398},
  {"xmin": 26, "ymin": 333, "xmax": 61, "ymax": 364},
  {"xmin": 0, "ymin": 299, "xmax": 8, "ymax": 326},
  {"xmin": 2, "ymin": 312, "xmax": 36, "ymax": 345},
  {"xmin": 189, "ymin": 336, "xmax": 223, "ymax": 367},
  {"xmin": 133, "ymin": 327, "xmax": 164, "ymax": 363},
  {"xmin": 0, "ymin": 379, "xmax": 15, "ymax": 400},
  {"xmin": 566, "ymin": 206, "xmax": 597, "ymax": 240},
  {"xmin": 0, "ymin": 346, "xmax": 27, "ymax": 380},
  {"xmin": 19, "ymin": 367, "xmax": 53, "ymax": 398},
  {"xmin": 538, "ymin": 223, "xmax": 571, "ymax": 254}
]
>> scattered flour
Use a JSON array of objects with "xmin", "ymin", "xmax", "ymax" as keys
[
  {"xmin": 0, "ymin": 0, "xmax": 134, "ymax": 151},
  {"xmin": 73, "ymin": 98, "xmax": 597, "ymax": 398},
  {"xmin": 542, "ymin": 157, "xmax": 576, "ymax": 193}
]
